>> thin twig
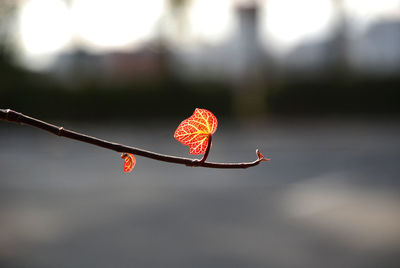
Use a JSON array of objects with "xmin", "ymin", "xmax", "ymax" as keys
[
  {"xmin": 199, "ymin": 134, "xmax": 212, "ymax": 163},
  {"xmin": 0, "ymin": 109, "xmax": 268, "ymax": 169}
]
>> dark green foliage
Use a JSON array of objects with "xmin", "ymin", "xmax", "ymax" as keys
[
  {"xmin": 266, "ymin": 76, "xmax": 400, "ymax": 116},
  {"xmin": 1, "ymin": 59, "xmax": 400, "ymax": 120}
]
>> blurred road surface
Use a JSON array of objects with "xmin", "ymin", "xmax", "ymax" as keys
[{"xmin": 1, "ymin": 118, "xmax": 400, "ymax": 268}]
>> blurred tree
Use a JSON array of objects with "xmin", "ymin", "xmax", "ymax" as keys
[
  {"xmin": 330, "ymin": 0, "xmax": 350, "ymax": 74},
  {"xmin": 233, "ymin": 2, "xmax": 269, "ymax": 118},
  {"xmin": 166, "ymin": 0, "xmax": 191, "ymax": 44}
]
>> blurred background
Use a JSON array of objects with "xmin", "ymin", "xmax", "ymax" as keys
[{"xmin": 1, "ymin": 0, "xmax": 400, "ymax": 267}]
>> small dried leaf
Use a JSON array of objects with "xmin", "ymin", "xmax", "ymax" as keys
[{"xmin": 121, "ymin": 153, "xmax": 136, "ymax": 173}]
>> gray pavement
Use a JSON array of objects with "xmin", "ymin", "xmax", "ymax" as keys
[{"xmin": 1, "ymin": 118, "xmax": 400, "ymax": 267}]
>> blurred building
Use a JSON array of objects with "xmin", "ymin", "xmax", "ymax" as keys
[
  {"xmin": 50, "ymin": 1, "xmax": 273, "ymax": 87},
  {"xmin": 52, "ymin": 42, "xmax": 168, "ymax": 87},
  {"xmin": 284, "ymin": 16, "xmax": 400, "ymax": 77},
  {"xmin": 349, "ymin": 19, "xmax": 400, "ymax": 75},
  {"xmin": 12, "ymin": 0, "xmax": 400, "ymax": 87},
  {"xmin": 172, "ymin": 2, "xmax": 272, "ymax": 82}
]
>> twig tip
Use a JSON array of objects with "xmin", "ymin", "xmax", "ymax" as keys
[{"xmin": 256, "ymin": 149, "xmax": 270, "ymax": 162}]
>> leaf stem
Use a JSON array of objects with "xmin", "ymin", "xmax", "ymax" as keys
[
  {"xmin": 0, "ymin": 109, "xmax": 267, "ymax": 169},
  {"xmin": 199, "ymin": 134, "xmax": 212, "ymax": 163}
]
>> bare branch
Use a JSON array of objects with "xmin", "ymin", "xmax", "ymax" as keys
[{"xmin": 0, "ymin": 109, "xmax": 268, "ymax": 169}]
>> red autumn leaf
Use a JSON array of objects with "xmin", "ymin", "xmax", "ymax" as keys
[
  {"xmin": 121, "ymin": 153, "xmax": 136, "ymax": 173},
  {"xmin": 174, "ymin": 108, "xmax": 218, "ymax": 155}
]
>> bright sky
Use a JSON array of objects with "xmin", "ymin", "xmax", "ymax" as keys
[
  {"xmin": 17, "ymin": 0, "xmax": 400, "ymax": 69},
  {"xmin": 71, "ymin": 0, "xmax": 164, "ymax": 50},
  {"xmin": 262, "ymin": 0, "xmax": 335, "ymax": 53}
]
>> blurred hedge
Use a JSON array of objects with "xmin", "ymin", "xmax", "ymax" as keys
[{"xmin": 1, "ymin": 60, "xmax": 400, "ymax": 121}]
